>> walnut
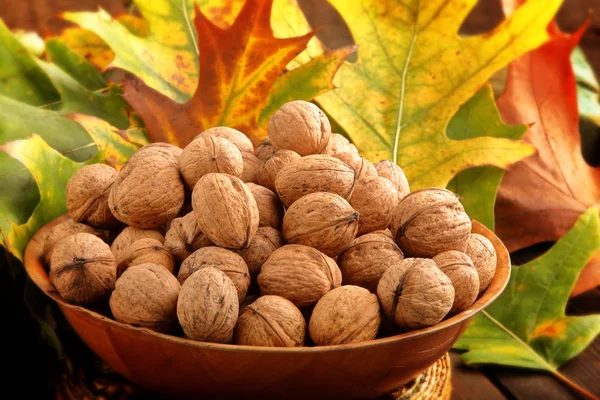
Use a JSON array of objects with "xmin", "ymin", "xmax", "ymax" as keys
[
  {"xmin": 246, "ymin": 183, "xmax": 284, "ymax": 230},
  {"xmin": 234, "ymin": 295, "xmax": 305, "ymax": 347},
  {"xmin": 108, "ymin": 146, "xmax": 185, "ymax": 228},
  {"xmin": 234, "ymin": 227, "xmax": 284, "ymax": 278},
  {"xmin": 333, "ymin": 152, "xmax": 377, "ymax": 181},
  {"xmin": 330, "ymin": 133, "xmax": 358, "ymax": 156},
  {"xmin": 66, "ymin": 164, "xmax": 119, "ymax": 228},
  {"xmin": 377, "ymin": 258, "xmax": 454, "ymax": 328},
  {"xmin": 179, "ymin": 135, "xmax": 243, "ymax": 188},
  {"xmin": 240, "ymin": 152, "xmax": 262, "ymax": 183},
  {"xmin": 196, "ymin": 126, "xmax": 254, "ymax": 153},
  {"xmin": 137, "ymin": 142, "xmax": 182, "ymax": 160},
  {"xmin": 309, "ymin": 285, "xmax": 381, "ymax": 345},
  {"xmin": 268, "ymin": 100, "xmax": 331, "ymax": 156},
  {"xmin": 337, "ymin": 232, "xmax": 404, "ymax": 293},
  {"xmin": 164, "ymin": 212, "xmax": 213, "ymax": 263},
  {"xmin": 389, "ymin": 188, "xmax": 471, "ymax": 258},
  {"xmin": 177, "ymin": 267, "xmax": 239, "ymax": 343},
  {"xmin": 374, "ymin": 160, "xmax": 410, "ymax": 201},
  {"xmin": 110, "ymin": 263, "xmax": 180, "ymax": 332},
  {"xmin": 116, "ymin": 238, "xmax": 175, "ymax": 277},
  {"xmin": 257, "ymin": 244, "xmax": 341, "ymax": 308},
  {"xmin": 255, "ymin": 137, "xmax": 277, "ymax": 161},
  {"xmin": 256, "ymin": 149, "xmax": 301, "ymax": 191},
  {"xmin": 282, "ymin": 192, "xmax": 358, "ymax": 257},
  {"xmin": 111, "ymin": 226, "xmax": 164, "ymax": 261},
  {"xmin": 191, "ymin": 173, "xmax": 259, "ymax": 249},
  {"xmin": 49, "ymin": 233, "xmax": 116, "ymax": 305},
  {"xmin": 349, "ymin": 176, "xmax": 399, "ymax": 235},
  {"xmin": 432, "ymin": 251, "xmax": 479, "ymax": 314},
  {"xmin": 275, "ymin": 155, "xmax": 357, "ymax": 207},
  {"xmin": 177, "ymin": 246, "xmax": 250, "ymax": 302},
  {"xmin": 465, "ymin": 234, "xmax": 497, "ymax": 294},
  {"xmin": 43, "ymin": 221, "xmax": 100, "ymax": 264}
]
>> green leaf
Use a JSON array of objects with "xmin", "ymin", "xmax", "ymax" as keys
[
  {"xmin": 45, "ymin": 38, "xmax": 107, "ymax": 91},
  {"xmin": 446, "ymin": 84, "xmax": 527, "ymax": 230},
  {"xmin": 455, "ymin": 208, "xmax": 600, "ymax": 372},
  {"xmin": 0, "ymin": 154, "xmax": 39, "ymax": 229}
]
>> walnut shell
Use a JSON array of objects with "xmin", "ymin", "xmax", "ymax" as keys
[
  {"xmin": 465, "ymin": 234, "xmax": 497, "ymax": 294},
  {"xmin": 309, "ymin": 285, "xmax": 381, "ymax": 345},
  {"xmin": 164, "ymin": 212, "xmax": 213, "ymax": 263},
  {"xmin": 177, "ymin": 267, "xmax": 239, "ymax": 343},
  {"xmin": 137, "ymin": 143, "xmax": 182, "ymax": 160},
  {"xmin": 432, "ymin": 250, "xmax": 479, "ymax": 313},
  {"xmin": 275, "ymin": 155, "xmax": 357, "ymax": 208},
  {"xmin": 43, "ymin": 221, "xmax": 100, "ymax": 264},
  {"xmin": 377, "ymin": 258, "xmax": 454, "ymax": 328},
  {"xmin": 177, "ymin": 247, "xmax": 250, "ymax": 302},
  {"xmin": 282, "ymin": 192, "xmax": 358, "ymax": 257},
  {"xmin": 116, "ymin": 238, "xmax": 175, "ymax": 277},
  {"xmin": 109, "ymin": 147, "xmax": 185, "ymax": 228},
  {"xmin": 389, "ymin": 188, "xmax": 471, "ymax": 258},
  {"xmin": 234, "ymin": 295, "xmax": 305, "ymax": 347},
  {"xmin": 257, "ymin": 244, "xmax": 342, "ymax": 308},
  {"xmin": 234, "ymin": 227, "xmax": 284, "ymax": 278},
  {"xmin": 337, "ymin": 232, "xmax": 404, "ymax": 293},
  {"xmin": 111, "ymin": 227, "xmax": 164, "ymax": 261},
  {"xmin": 49, "ymin": 233, "xmax": 116, "ymax": 305},
  {"xmin": 110, "ymin": 263, "xmax": 180, "ymax": 332},
  {"xmin": 268, "ymin": 100, "xmax": 331, "ymax": 156},
  {"xmin": 333, "ymin": 152, "xmax": 377, "ymax": 181},
  {"xmin": 256, "ymin": 149, "xmax": 301, "ymax": 191},
  {"xmin": 255, "ymin": 137, "xmax": 276, "ymax": 161},
  {"xmin": 246, "ymin": 183, "xmax": 284, "ymax": 230},
  {"xmin": 179, "ymin": 135, "xmax": 243, "ymax": 188},
  {"xmin": 330, "ymin": 133, "xmax": 358, "ymax": 156},
  {"xmin": 350, "ymin": 176, "xmax": 399, "ymax": 235},
  {"xmin": 66, "ymin": 164, "xmax": 119, "ymax": 228},
  {"xmin": 375, "ymin": 160, "xmax": 410, "ymax": 201},
  {"xmin": 197, "ymin": 126, "xmax": 254, "ymax": 153},
  {"xmin": 241, "ymin": 152, "xmax": 263, "ymax": 183},
  {"xmin": 192, "ymin": 173, "xmax": 259, "ymax": 249}
]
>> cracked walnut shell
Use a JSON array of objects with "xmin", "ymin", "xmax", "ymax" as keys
[
  {"xmin": 465, "ymin": 233, "xmax": 497, "ymax": 294},
  {"xmin": 164, "ymin": 212, "xmax": 213, "ymax": 263},
  {"xmin": 433, "ymin": 250, "xmax": 479, "ymax": 314},
  {"xmin": 43, "ymin": 220, "xmax": 100, "ymax": 264},
  {"xmin": 256, "ymin": 149, "xmax": 301, "ymax": 191},
  {"xmin": 349, "ymin": 176, "xmax": 399, "ymax": 236},
  {"xmin": 116, "ymin": 238, "xmax": 175, "ymax": 277}
]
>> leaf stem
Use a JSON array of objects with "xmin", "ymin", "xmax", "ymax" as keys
[
  {"xmin": 552, "ymin": 369, "xmax": 599, "ymax": 400},
  {"xmin": 182, "ymin": 0, "xmax": 199, "ymax": 56}
]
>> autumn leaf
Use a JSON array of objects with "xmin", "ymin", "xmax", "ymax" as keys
[{"xmin": 455, "ymin": 207, "xmax": 600, "ymax": 398}]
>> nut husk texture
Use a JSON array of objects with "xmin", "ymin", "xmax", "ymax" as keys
[
  {"xmin": 432, "ymin": 251, "xmax": 479, "ymax": 313},
  {"xmin": 197, "ymin": 126, "xmax": 254, "ymax": 153},
  {"xmin": 465, "ymin": 233, "xmax": 497, "ymax": 294},
  {"xmin": 349, "ymin": 176, "xmax": 399, "ymax": 235},
  {"xmin": 110, "ymin": 263, "xmax": 180, "ymax": 332},
  {"xmin": 389, "ymin": 188, "xmax": 471, "ymax": 257},
  {"xmin": 234, "ymin": 295, "xmax": 305, "ymax": 347},
  {"xmin": 257, "ymin": 244, "xmax": 341, "ymax": 308},
  {"xmin": 256, "ymin": 150, "xmax": 301, "ymax": 191},
  {"xmin": 255, "ymin": 137, "xmax": 276, "ymax": 161},
  {"xmin": 246, "ymin": 183, "xmax": 284, "ymax": 230},
  {"xmin": 309, "ymin": 285, "xmax": 381, "ymax": 345},
  {"xmin": 241, "ymin": 152, "xmax": 263, "ymax": 183},
  {"xmin": 164, "ymin": 212, "xmax": 213, "ymax": 263},
  {"xmin": 49, "ymin": 233, "xmax": 116, "ymax": 305},
  {"xmin": 330, "ymin": 133, "xmax": 358, "ymax": 156},
  {"xmin": 375, "ymin": 160, "xmax": 410, "ymax": 201},
  {"xmin": 116, "ymin": 238, "xmax": 175, "ymax": 277},
  {"xmin": 43, "ymin": 221, "xmax": 100, "ymax": 264},
  {"xmin": 192, "ymin": 173, "xmax": 259, "ymax": 249},
  {"xmin": 334, "ymin": 152, "xmax": 377, "ymax": 181},
  {"xmin": 282, "ymin": 192, "xmax": 358, "ymax": 257},
  {"xmin": 111, "ymin": 227, "xmax": 164, "ymax": 261},
  {"xmin": 177, "ymin": 267, "xmax": 239, "ymax": 343},
  {"xmin": 234, "ymin": 227, "xmax": 284, "ymax": 278}
]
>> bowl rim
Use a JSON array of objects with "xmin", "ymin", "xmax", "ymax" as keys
[{"xmin": 24, "ymin": 215, "xmax": 511, "ymax": 354}]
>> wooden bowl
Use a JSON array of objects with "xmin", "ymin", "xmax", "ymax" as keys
[{"xmin": 24, "ymin": 216, "xmax": 510, "ymax": 400}]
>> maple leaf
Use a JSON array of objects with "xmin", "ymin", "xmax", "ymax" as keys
[{"xmin": 455, "ymin": 208, "xmax": 600, "ymax": 399}]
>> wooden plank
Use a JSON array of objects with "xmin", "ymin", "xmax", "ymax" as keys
[{"xmin": 450, "ymin": 352, "xmax": 507, "ymax": 400}]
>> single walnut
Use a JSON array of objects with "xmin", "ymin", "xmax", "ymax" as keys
[
  {"xmin": 240, "ymin": 152, "xmax": 262, "ymax": 183},
  {"xmin": 282, "ymin": 192, "xmax": 358, "ymax": 257},
  {"xmin": 196, "ymin": 126, "xmax": 254, "ymax": 153},
  {"xmin": 116, "ymin": 238, "xmax": 175, "ymax": 277},
  {"xmin": 268, "ymin": 100, "xmax": 331, "ymax": 156},
  {"xmin": 350, "ymin": 176, "xmax": 399, "ymax": 235},
  {"xmin": 234, "ymin": 227, "xmax": 284, "ymax": 278},
  {"xmin": 137, "ymin": 143, "xmax": 182, "ymax": 160},
  {"xmin": 257, "ymin": 244, "xmax": 341, "ymax": 308},
  {"xmin": 256, "ymin": 149, "xmax": 301, "ymax": 191},
  {"xmin": 177, "ymin": 267, "xmax": 239, "ymax": 343},
  {"xmin": 234, "ymin": 295, "xmax": 305, "ymax": 347},
  {"xmin": 177, "ymin": 246, "xmax": 250, "ymax": 302},
  {"xmin": 337, "ymin": 232, "xmax": 404, "ymax": 293},
  {"xmin": 109, "ymin": 147, "xmax": 185, "ymax": 228},
  {"xmin": 66, "ymin": 164, "xmax": 119, "ymax": 228},
  {"xmin": 43, "ymin": 221, "xmax": 100, "ymax": 264},
  {"xmin": 377, "ymin": 258, "xmax": 454, "ymax": 328},
  {"xmin": 389, "ymin": 188, "xmax": 471, "ymax": 258},
  {"xmin": 432, "ymin": 251, "xmax": 479, "ymax": 314},
  {"xmin": 110, "ymin": 263, "xmax": 180, "ymax": 332},
  {"xmin": 465, "ymin": 234, "xmax": 497, "ymax": 294},
  {"xmin": 192, "ymin": 173, "xmax": 259, "ymax": 248},
  {"xmin": 111, "ymin": 227, "xmax": 164, "ymax": 261},
  {"xmin": 179, "ymin": 135, "xmax": 243, "ymax": 188},
  {"xmin": 49, "ymin": 233, "xmax": 116, "ymax": 305},
  {"xmin": 309, "ymin": 285, "xmax": 381, "ymax": 345},
  {"xmin": 255, "ymin": 137, "xmax": 276, "ymax": 161},
  {"xmin": 334, "ymin": 152, "xmax": 377, "ymax": 181},
  {"xmin": 246, "ymin": 183, "xmax": 284, "ymax": 230},
  {"xmin": 164, "ymin": 212, "xmax": 213, "ymax": 263},
  {"xmin": 375, "ymin": 160, "xmax": 410, "ymax": 201},
  {"xmin": 275, "ymin": 155, "xmax": 357, "ymax": 208},
  {"xmin": 330, "ymin": 133, "xmax": 358, "ymax": 156}
]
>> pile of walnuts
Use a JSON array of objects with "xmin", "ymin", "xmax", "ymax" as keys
[{"xmin": 44, "ymin": 100, "xmax": 497, "ymax": 347}]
